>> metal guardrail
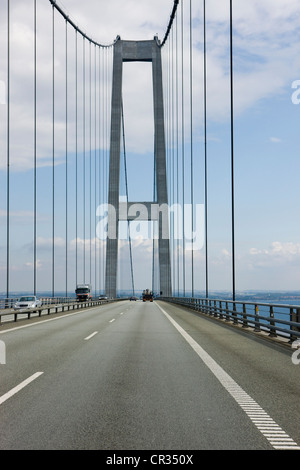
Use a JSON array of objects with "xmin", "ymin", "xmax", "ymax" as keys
[
  {"xmin": 0, "ymin": 297, "xmax": 78, "ymax": 310},
  {"xmin": 0, "ymin": 298, "xmax": 124, "ymax": 325},
  {"xmin": 160, "ymin": 297, "xmax": 300, "ymax": 344}
]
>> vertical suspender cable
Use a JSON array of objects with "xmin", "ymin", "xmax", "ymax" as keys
[
  {"xmin": 103, "ymin": 48, "xmax": 106, "ymax": 293},
  {"xmin": 83, "ymin": 38, "xmax": 86, "ymax": 284},
  {"xmin": 104, "ymin": 48, "xmax": 107, "ymax": 293},
  {"xmin": 99, "ymin": 47, "xmax": 102, "ymax": 293},
  {"xmin": 6, "ymin": 0, "xmax": 10, "ymax": 303},
  {"xmin": 65, "ymin": 19, "xmax": 68, "ymax": 297},
  {"xmin": 89, "ymin": 41, "xmax": 92, "ymax": 285},
  {"xmin": 190, "ymin": 0, "xmax": 194, "ymax": 297},
  {"xmin": 171, "ymin": 27, "xmax": 174, "ymax": 296},
  {"xmin": 203, "ymin": 0, "xmax": 208, "ymax": 299},
  {"xmin": 94, "ymin": 46, "xmax": 98, "ymax": 294},
  {"xmin": 102, "ymin": 48, "xmax": 105, "ymax": 293},
  {"xmin": 52, "ymin": 4, "xmax": 55, "ymax": 297},
  {"xmin": 121, "ymin": 100, "xmax": 135, "ymax": 297},
  {"xmin": 181, "ymin": 0, "xmax": 185, "ymax": 297},
  {"xmin": 75, "ymin": 31, "xmax": 78, "ymax": 287},
  {"xmin": 33, "ymin": 0, "xmax": 37, "ymax": 296},
  {"xmin": 176, "ymin": 13, "xmax": 179, "ymax": 296},
  {"xmin": 152, "ymin": 147, "xmax": 156, "ymax": 295},
  {"xmin": 230, "ymin": 0, "xmax": 236, "ymax": 302}
]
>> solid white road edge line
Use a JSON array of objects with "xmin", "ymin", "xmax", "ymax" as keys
[
  {"xmin": 157, "ymin": 303, "xmax": 300, "ymax": 450},
  {"xmin": 0, "ymin": 309, "xmax": 96, "ymax": 334},
  {"xmin": 0, "ymin": 372, "xmax": 44, "ymax": 406},
  {"xmin": 0, "ymin": 302, "xmax": 128, "ymax": 335}
]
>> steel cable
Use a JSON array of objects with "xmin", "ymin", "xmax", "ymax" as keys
[{"xmin": 121, "ymin": 100, "xmax": 135, "ymax": 297}]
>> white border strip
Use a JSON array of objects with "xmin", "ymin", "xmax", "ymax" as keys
[
  {"xmin": 157, "ymin": 304, "xmax": 300, "ymax": 450},
  {"xmin": 0, "ymin": 309, "xmax": 94, "ymax": 334},
  {"xmin": 0, "ymin": 372, "xmax": 44, "ymax": 405}
]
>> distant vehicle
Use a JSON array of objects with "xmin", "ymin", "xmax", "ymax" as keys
[
  {"xmin": 99, "ymin": 295, "xmax": 108, "ymax": 301},
  {"xmin": 130, "ymin": 296, "xmax": 138, "ymax": 301},
  {"xmin": 13, "ymin": 296, "xmax": 42, "ymax": 311},
  {"xmin": 142, "ymin": 289, "xmax": 153, "ymax": 302},
  {"xmin": 75, "ymin": 284, "xmax": 92, "ymax": 302}
]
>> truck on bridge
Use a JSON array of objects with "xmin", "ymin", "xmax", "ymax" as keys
[
  {"xmin": 142, "ymin": 289, "xmax": 153, "ymax": 302},
  {"xmin": 75, "ymin": 284, "xmax": 92, "ymax": 302}
]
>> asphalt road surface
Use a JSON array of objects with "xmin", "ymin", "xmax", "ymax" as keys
[{"xmin": 0, "ymin": 300, "xmax": 299, "ymax": 450}]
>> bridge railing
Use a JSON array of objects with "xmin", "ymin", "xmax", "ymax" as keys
[
  {"xmin": 0, "ymin": 297, "xmax": 78, "ymax": 310},
  {"xmin": 159, "ymin": 297, "xmax": 300, "ymax": 344},
  {"xmin": 0, "ymin": 298, "xmax": 125, "ymax": 325}
]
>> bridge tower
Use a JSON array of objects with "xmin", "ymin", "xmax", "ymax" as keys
[{"xmin": 105, "ymin": 37, "xmax": 172, "ymax": 298}]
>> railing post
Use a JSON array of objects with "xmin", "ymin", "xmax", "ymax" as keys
[
  {"xmin": 232, "ymin": 302, "xmax": 238, "ymax": 324},
  {"xmin": 219, "ymin": 301, "xmax": 223, "ymax": 320},
  {"xmin": 254, "ymin": 304, "xmax": 261, "ymax": 332},
  {"xmin": 242, "ymin": 303, "xmax": 248, "ymax": 328},
  {"xmin": 269, "ymin": 305, "xmax": 277, "ymax": 337},
  {"xmin": 214, "ymin": 300, "xmax": 218, "ymax": 317},
  {"xmin": 225, "ymin": 301, "xmax": 230, "ymax": 321},
  {"xmin": 289, "ymin": 307, "xmax": 300, "ymax": 343}
]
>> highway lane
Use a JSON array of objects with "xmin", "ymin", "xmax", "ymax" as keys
[
  {"xmin": 157, "ymin": 300, "xmax": 300, "ymax": 446},
  {"xmin": 0, "ymin": 299, "xmax": 299, "ymax": 450}
]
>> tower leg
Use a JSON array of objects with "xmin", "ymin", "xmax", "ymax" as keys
[{"xmin": 105, "ymin": 38, "xmax": 172, "ymax": 298}]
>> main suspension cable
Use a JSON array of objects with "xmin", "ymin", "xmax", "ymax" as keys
[
  {"xmin": 49, "ymin": 0, "xmax": 116, "ymax": 48},
  {"xmin": 121, "ymin": 100, "xmax": 135, "ymax": 297},
  {"xmin": 50, "ymin": 0, "xmax": 180, "ymax": 50},
  {"xmin": 160, "ymin": 0, "xmax": 180, "ymax": 48}
]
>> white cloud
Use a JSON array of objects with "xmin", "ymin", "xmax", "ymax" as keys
[
  {"xmin": 0, "ymin": 0, "xmax": 300, "ymax": 170},
  {"xmin": 36, "ymin": 236, "xmax": 65, "ymax": 250},
  {"xmin": 249, "ymin": 241, "xmax": 300, "ymax": 263},
  {"xmin": 270, "ymin": 137, "xmax": 282, "ymax": 143},
  {"xmin": 25, "ymin": 259, "xmax": 42, "ymax": 270}
]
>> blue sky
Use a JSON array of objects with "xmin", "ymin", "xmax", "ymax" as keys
[{"xmin": 0, "ymin": 0, "xmax": 300, "ymax": 295}]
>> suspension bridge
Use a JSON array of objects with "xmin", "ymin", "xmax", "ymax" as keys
[{"xmin": 0, "ymin": 0, "xmax": 300, "ymax": 452}]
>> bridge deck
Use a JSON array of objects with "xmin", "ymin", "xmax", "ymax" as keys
[{"xmin": 0, "ymin": 300, "xmax": 299, "ymax": 450}]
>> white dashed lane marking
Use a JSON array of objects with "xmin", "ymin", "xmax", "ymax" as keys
[{"xmin": 84, "ymin": 331, "xmax": 98, "ymax": 341}]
